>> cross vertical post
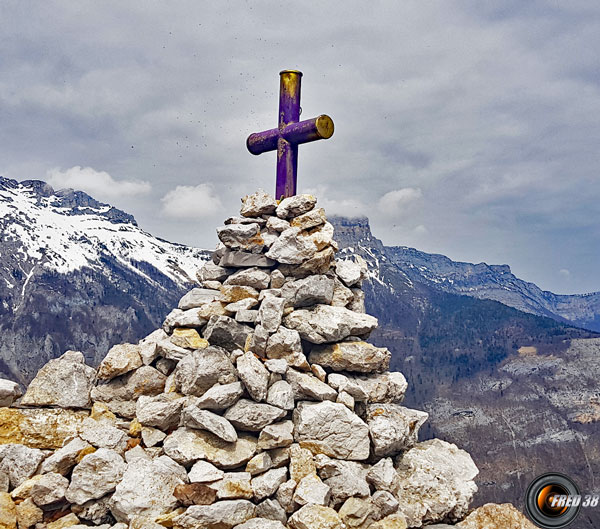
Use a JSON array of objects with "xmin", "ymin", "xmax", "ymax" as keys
[
  {"xmin": 247, "ymin": 70, "xmax": 334, "ymax": 200},
  {"xmin": 277, "ymin": 70, "xmax": 302, "ymax": 199}
]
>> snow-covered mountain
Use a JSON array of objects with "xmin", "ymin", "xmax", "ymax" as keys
[
  {"xmin": 0, "ymin": 176, "xmax": 210, "ymax": 382},
  {"xmin": 330, "ymin": 216, "xmax": 600, "ymax": 332}
]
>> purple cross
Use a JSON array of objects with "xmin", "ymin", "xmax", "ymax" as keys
[{"xmin": 247, "ymin": 70, "xmax": 334, "ymax": 199}]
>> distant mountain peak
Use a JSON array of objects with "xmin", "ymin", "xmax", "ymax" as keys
[{"xmin": 0, "ymin": 176, "xmax": 136, "ymax": 225}]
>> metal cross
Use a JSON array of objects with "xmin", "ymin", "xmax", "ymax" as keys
[{"xmin": 247, "ymin": 70, "xmax": 334, "ymax": 199}]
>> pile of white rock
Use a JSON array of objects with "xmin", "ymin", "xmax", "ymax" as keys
[{"xmin": 0, "ymin": 191, "xmax": 525, "ymax": 529}]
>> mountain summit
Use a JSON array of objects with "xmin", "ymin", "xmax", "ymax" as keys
[{"xmin": 0, "ymin": 176, "xmax": 210, "ymax": 382}]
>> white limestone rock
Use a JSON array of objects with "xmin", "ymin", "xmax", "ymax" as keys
[
  {"xmin": 217, "ymin": 223, "xmax": 263, "ymax": 252},
  {"xmin": 265, "ymin": 327, "xmax": 308, "ymax": 369},
  {"xmin": 276, "ymin": 478, "xmax": 298, "ymax": 513},
  {"xmin": 314, "ymin": 456, "xmax": 371, "ymax": 506},
  {"xmin": 204, "ymin": 316, "xmax": 252, "ymax": 352},
  {"xmin": 265, "ymin": 227, "xmax": 318, "ymax": 264},
  {"xmin": 97, "ymin": 344, "xmax": 143, "ymax": 381},
  {"xmin": 174, "ymin": 346, "xmax": 237, "ymax": 397},
  {"xmin": 293, "ymin": 401, "xmax": 370, "ymax": 460},
  {"xmin": 91, "ymin": 365, "xmax": 167, "ymax": 419},
  {"xmin": 136, "ymin": 394, "xmax": 184, "ymax": 430},
  {"xmin": 65, "ymin": 448, "xmax": 126, "ymax": 505},
  {"xmin": 290, "ymin": 207, "xmax": 327, "ymax": 230},
  {"xmin": 251, "ymin": 467, "xmax": 288, "ymax": 502},
  {"xmin": 309, "ymin": 341, "xmax": 391, "ymax": 373},
  {"xmin": 283, "ymin": 305, "xmax": 378, "ymax": 344},
  {"xmin": 30, "ymin": 472, "xmax": 69, "ymax": 507},
  {"xmin": 195, "ymin": 382, "xmax": 244, "ymax": 410},
  {"xmin": 265, "ymin": 358, "xmax": 288, "ymax": 375},
  {"xmin": 0, "ymin": 444, "xmax": 45, "ymax": 488},
  {"xmin": 182, "ymin": 406, "xmax": 238, "ymax": 443},
  {"xmin": 269, "ymin": 269, "xmax": 286, "ymax": 288},
  {"xmin": 258, "ymin": 421, "xmax": 294, "ymax": 450},
  {"xmin": 21, "ymin": 351, "xmax": 95, "ymax": 408},
  {"xmin": 140, "ymin": 426, "xmax": 166, "ymax": 448},
  {"xmin": 110, "ymin": 455, "xmax": 188, "ymax": 522},
  {"xmin": 197, "ymin": 262, "xmax": 233, "ymax": 283},
  {"xmin": 179, "ymin": 288, "xmax": 221, "ymax": 310},
  {"xmin": 335, "ymin": 257, "xmax": 367, "ymax": 287},
  {"xmin": 288, "ymin": 444, "xmax": 317, "ymax": 482},
  {"xmin": 189, "ymin": 460, "xmax": 225, "ymax": 483},
  {"xmin": 286, "ymin": 369, "xmax": 337, "ymax": 402},
  {"xmin": 366, "ymin": 457, "xmax": 398, "ymax": 492},
  {"xmin": 211, "ymin": 472, "xmax": 253, "ymax": 500},
  {"xmin": 281, "ymin": 275, "xmax": 334, "ymax": 308},
  {"xmin": 219, "ymin": 249, "xmax": 276, "ymax": 268},
  {"xmin": 175, "ymin": 500, "xmax": 256, "ymax": 529},
  {"xmin": 257, "ymin": 295, "xmax": 286, "ymax": 332},
  {"xmin": 163, "ymin": 427, "xmax": 257, "ymax": 469},
  {"xmin": 79, "ymin": 418, "xmax": 128, "ymax": 453},
  {"xmin": 266, "ymin": 216, "xmax": 290, "ymax": 232},
  {"xmin": 162, "ymin": 308, "xmax": 208, "ymax": 332},
  {"xmin": 241, "ymin": 190, "xmax": 277, "ymax": 217},
  {"xmin": 0, "ymin": 379, "xmax": 21, "ymax": 407},
  {"xmin": 293, "ymin": 473, "xmax": 331, "ymax": 506},
  {"xmin": 266, "ymin": 380, "xmax": 295, "ymax": 411},
  {"xmin": 237, "ymin": 352, "xmax": 270, "ymax": 402},
  {"xmin": 245, "ymin": 452, "xmax": 273, "ymax": 476},
  {"xmin": 276, "ymin": 194, "xmax": 317, "ymax": 219},
  {"xmin": 366, "ymin": 404, "xmax": 428, "ymax": 456},
  {"xmin": 224, "ymin": 399, "xmax": 287, "ymax": 432},
  {"xmin": 393, "ymin": 439, "xmax": 479, "ymax": 527},
  {"xmin": 224, "ymin": 267, "xmax": 271, "ymax": 290},
  {"xmin": 288, "ymin": 504, "xmax": 344, "ymax": 529},
  {"xmin": 331, "ymin": 278, "xmax": 354, "ymax": 307},
  {"xmin": 372, "ymin": 490, "xmax": 400, "ymax": 520},
  {"xmin": 235, "ymin": 516, "xmax": 286, "ymax": 529},
  {"xmin": 41, "ymin": 437, "xmax": 92, "ymax": 475}
]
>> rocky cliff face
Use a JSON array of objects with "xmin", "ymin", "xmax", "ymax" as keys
[
  {"xmin": 0, "ymin": 191, "xmax": 537, "ymax": 529},
  {"xmin": 0, "ymin": 176, "xmax": 210, "ymax": 383},
  {"xmin": 331, "ymin": 215, "xmax": 600, "ymax": 331}
]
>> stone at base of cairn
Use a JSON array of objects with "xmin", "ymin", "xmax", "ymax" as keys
[{"xmin": 0, "ymin": 190, "xmax": 534, "ymax": 529}]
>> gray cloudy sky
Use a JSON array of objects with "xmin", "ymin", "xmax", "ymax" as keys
[{"xmin": 1, "ymin": 1, "xmax": 599, "ymax": 294}]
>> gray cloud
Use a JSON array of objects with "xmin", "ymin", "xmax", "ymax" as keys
[{"xmin": 1, "ymin": 1, "xmax": 599, "ymax": 294}]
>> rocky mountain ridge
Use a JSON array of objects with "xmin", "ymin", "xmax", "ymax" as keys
[
  {"xmin": 330, "ymin": 216, "xmax": 600, "ymax": 331},
  {"xmin": 0, "ymin": 176, "xmax": 210, "ymax": 382}
]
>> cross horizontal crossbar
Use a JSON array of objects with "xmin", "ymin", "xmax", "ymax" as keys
[{"xmin": 246, "ymin": 114, "xmax": 334, "ymax": 155}]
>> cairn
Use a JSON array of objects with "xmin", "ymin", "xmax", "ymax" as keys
[{"xmin": 0, "ymin": 190, "xmax": 510, "ymax": 529}]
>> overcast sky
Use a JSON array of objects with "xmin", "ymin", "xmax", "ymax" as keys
[{"xmin": 1, "ymin": 1, "xmax": 599, "ymax": 294}]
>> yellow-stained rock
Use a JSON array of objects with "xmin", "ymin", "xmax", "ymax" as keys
[
  {"xmin": 220, "ymin": 285, "xmax": 259, "ymax": 303},
  {"xmin": 0, "ymin": 408, "xmax": 88, "ymax": 450},
  {"xmin": 288, "ymin": 503, "xmax": 343, "ymax": 529},
  {"xmin": 46, "ymin": 513, "xmax": 80, "ymax": 529},
  {"xmin": 289, "ymin": 444, "xmax": 316, "ymax": 482},
  {"xmin": 155, "ymin": 508, "xmax": 186, "ymax": 527},
  {"xmin": 90, "ymin": 402, "xmax": 116, "ymax": 423},
  {"xmin": 129, "ymin": 418, "xmax": 143, "ymax": 437},
  {"xmin": 76, "ymin": 445, "xmax": 96, "ymax": 462},
  {"xmin": 15, "ymin": 498, "xmax": 43, "ymax": 529},
  {"xmin": 198, "ymin": 301, "xmax": 228, "ymax": 319},
  {"xmin": 171, "ymin": 329, "xmax": 208, "ymax": 350},
  {"xmin": 456, "ymin": 503, "xmax": 536, "ymax": 529},
  {"xmin": 10, "ymin": 475, "xmax": 43, "ymax": 501},
  {"xmin": 97, "ymin": 343, "xmax": 143, "ymax": 380},
  {"xmin": 129, "ymin": 517, "xmax": 164, "ymax": 529},
  {"xmin": 368, "ymin": 513, "xmax": 407, "ymax": 529},
  {"xmin": 0, "ymin": 492, "xmax": 17, "ymax": 529}
]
